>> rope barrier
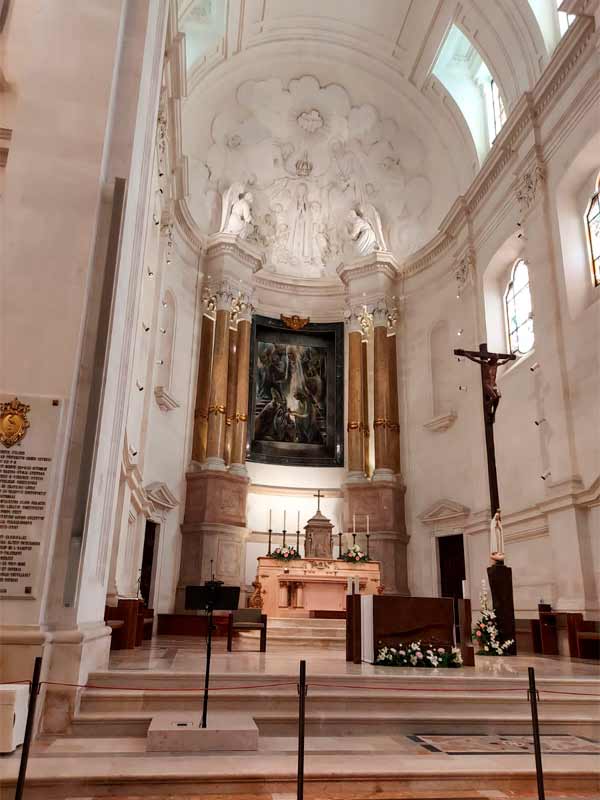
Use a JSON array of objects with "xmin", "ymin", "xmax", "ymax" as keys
[
  {"xmin": 39, "ymin": 679, "xmax": 298, "ymax": 692},
  {"xmin": 7, "ymin": 678, "xmax": 597, "ymax": 698}
]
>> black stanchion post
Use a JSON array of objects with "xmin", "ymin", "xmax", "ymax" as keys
[
  {"xmin": 297, "ymin": 659, "xmax": 307, "ymax": 800},
  {"xmin": 528, "ymin": 666, "xmax": 545, "ymax": 800},
  {"xmin": 15, "ymin": 656, "xmax": 42, "ymax": 800}
]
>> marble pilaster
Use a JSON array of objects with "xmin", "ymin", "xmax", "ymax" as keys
[
  {"xmin": 345, "ymin": 309, "xmax": 366, "ymax": 481},
  {"xmin": 230, "ymin": 302, "xmax": 253, "ymax": 475},
  {"xmin": 191, "ymin": 313, "xmax": 214, "ymax": 464},
  {"xmin": 204, "ymin": 287, "xmax": 233, "ymax": 471},
  {"xmin": 372, "ymin": 300, "xmax": 394, "ymax": 482}
]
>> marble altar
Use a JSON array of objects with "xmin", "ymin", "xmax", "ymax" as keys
[{"xmin": 256, "ymin": 556, "xmax": 382, "ymax": 617}]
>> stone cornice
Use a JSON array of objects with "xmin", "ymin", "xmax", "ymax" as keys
[
  {"xmin": 204, "ymin": 233, "xmax": 266, "ymax": 273},
  {"xmin": 337, "ymin": 251, "xmax": 401, "ymax": 286},
  {"xmin": 253, "ymin": 271, "xmax": 343, "ymax": 296}
]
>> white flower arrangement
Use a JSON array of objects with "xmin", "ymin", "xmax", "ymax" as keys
[
  {"xmin": 472, "ymin": 580, "xmax": 514, "ymax": 656},
  {"xmin": 341, "ymin": 543, "xmax": 369, "ymax": 562},
  {"xmin": 270, "ymin": 545, "xmax": 301, "ymax": 561},
  {"xmin": 376, "ymin": 640, "xmax": 463, "ymax": 668}
]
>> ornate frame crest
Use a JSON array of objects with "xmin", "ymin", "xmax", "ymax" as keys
[{"xmin": 0, "ymin": 397, "xmax": 30, "ymax": 448}]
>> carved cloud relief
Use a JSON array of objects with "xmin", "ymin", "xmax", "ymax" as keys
[{"xmin": 189, "ymin": 76, "xmax": 433, "ymax": 279}]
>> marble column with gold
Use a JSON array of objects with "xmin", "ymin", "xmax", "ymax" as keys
[
  {"xmin": 191, "ymin": 312, "xmax": 214, "ymax": 464},
  {"xmin": 345, "ymin": 307, "xmax": 366, "ymax": 482},
  {"xmin": 224, "ymin": 324, "xmax": 238, "ymax": 465},
  {"xmin": 230, "ymin": 296, "xmax": 253, "ymax": 475},
  {"xmin": 387, "ymin": 327, "xmax": 401, "ymax": 475},
  {"xmin": 372, "ymin": 299, "xmax": 393, "ymax": 481},
  {"xmin": 204, "ymin": 283, "xmax": 233, "ymax": 470}
]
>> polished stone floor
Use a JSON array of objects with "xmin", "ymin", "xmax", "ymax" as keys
[{"xmin": 107, "ymin": 635, "xmax": 600, "ymax": 680}]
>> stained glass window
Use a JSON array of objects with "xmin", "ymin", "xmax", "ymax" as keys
[
  {"xmin": 505, "ymin": 260, "xmax": 534, "ymax": 356},
  {"xmin": 586, "ymin": 180, "xmax": 600, "ymax": 287}
]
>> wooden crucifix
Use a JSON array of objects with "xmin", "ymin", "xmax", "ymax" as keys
[{"xmin": 453, "ymin": 343, "xmax": 516, "ymax": 517}]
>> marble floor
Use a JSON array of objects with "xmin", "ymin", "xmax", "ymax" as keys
[
  {"xmin": 107, "ymin": 635, "xmax": 600, "ymax": 680},
  {"xmin": 0, "ymin": 637, "xmax": 597, "ymax": 800}
]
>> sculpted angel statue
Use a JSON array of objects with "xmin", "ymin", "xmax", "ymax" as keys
[
  {"xmin": 220, "ymin": 182, "xmax": 254, "ymax": 239},
  {"xmin": 347, "ymin": 204, "xmax": 387, "ymax": 257}
]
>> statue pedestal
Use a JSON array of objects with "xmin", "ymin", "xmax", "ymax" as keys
[{"xmin": 487, "ymin": 563, "xmax": 517, "ymax": 655}]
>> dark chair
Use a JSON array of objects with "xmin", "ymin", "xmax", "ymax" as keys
[{"xmin": 227, "ymin": 608, "xmax": 267, "ymax": 652}]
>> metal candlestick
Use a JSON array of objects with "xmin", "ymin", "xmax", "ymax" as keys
[
  {"xmin": 366, "ymin": 533, "xmax": 370, "ymax": 558},
  {"xmin": 338, "ymin": 532, "xmax": 343, "ymax": 558},
  {"xmin": 296, "ymin": 528, "xmax": 300, "ymax": 552},
  {"xmin": 352, "ymin": 533, "xmax": 356, "ymax": 547},
  {"xmin": 267, "ymin": 528, "xmax": 272, "ymax": 556},
  {"xmin": 282, "ymin": 528, "xmax": 287, "ymax": 548}
]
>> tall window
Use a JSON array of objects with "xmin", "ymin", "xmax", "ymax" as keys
[
  {"xmin": 490, "ymin": 80, "xmax": 506, "ymax": 140},
  {"xmin": 557, "ymin": 0, "xmax": 575, "ymax": 36},
  {"xmin": 505, "ymin": 260, "xmax": 534, "ymax": 355},
  {"xmin": 586, "ymin": 179, "xmax": 600, "ymax": 287}
]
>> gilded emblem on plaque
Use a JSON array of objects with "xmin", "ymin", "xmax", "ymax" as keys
[{"xmin": 0, "ymin": 397, "xmax": 31, "ymax": 448}]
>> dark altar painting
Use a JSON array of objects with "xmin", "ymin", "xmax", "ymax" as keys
[{"xmin": 248, "ymin": 316, "xmax": 344, "ymax": 467}]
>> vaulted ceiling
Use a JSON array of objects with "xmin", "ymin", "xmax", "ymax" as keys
[{"xmin": 179, "ymin": 0, "xmax": 555, "ymax": 281}]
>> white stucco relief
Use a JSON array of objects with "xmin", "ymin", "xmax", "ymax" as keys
[{"xmin": 188, "ymin": 76, "xmax": 433, "ymax": 280}]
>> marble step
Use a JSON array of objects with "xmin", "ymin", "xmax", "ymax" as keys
[
  {"xmin": 78, "ymin": 687, "xmax": 599, "ymax": 721},
  {"xmin": 70, "ymin": 709, "xmax": 600, "ymax": 739},
  {"xmin": 2, "ymin": 743, "xmax": 598, "ymax": 800},
  {"xmin": 268, "ymin": 616, "xmax": 346, "ymax": 628}
]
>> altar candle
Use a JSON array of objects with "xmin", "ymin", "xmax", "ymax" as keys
[
  {"xmin": 353, "ymin": 514, "xmax": 356, "ymax": 535},
  {"xmin": 283, "ymin": 510, "xmax": 286, "ymax": 530},
  {"xmin": 269, "ymin": 508, "xmax": 272, "ymax": 530},
  {"xmin": 297, "ymin": 510, "xmax": 300, "ymax": 531},
  {"xmin": 366, "ymin": 515, "xmax": 369, "ymax": 535}
]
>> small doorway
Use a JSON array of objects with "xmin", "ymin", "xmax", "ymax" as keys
[
  {"xmin": 140, "ymin": 520, "xmax": 158, "ymax": 608},
  {"xmin": 438, "ymin": 533, "xmax": 466, "ymax": 642}
]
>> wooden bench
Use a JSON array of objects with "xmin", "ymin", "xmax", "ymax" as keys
[{"xmin": 567, "ymin": 614, "xmax": 600, "ymax": 659}]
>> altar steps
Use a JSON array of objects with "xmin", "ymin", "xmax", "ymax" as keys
[
  {"xmin": 74, "ymin": 671, "xmax": 600, "ymax": 739},
  {"xmin": 237, "ymin": 615, "xmax": 346, "ymax": 649}
]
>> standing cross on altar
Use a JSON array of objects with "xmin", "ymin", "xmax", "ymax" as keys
[{"xmin": 313, "ymin": 488, "xmax": 324, "ymax": 511}]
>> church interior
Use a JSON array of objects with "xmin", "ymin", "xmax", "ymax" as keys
[{"xmin": 1, "ymin": 0, "xmax": 600, "ymax": 798}]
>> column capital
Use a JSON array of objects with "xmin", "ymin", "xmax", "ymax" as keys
[
  {"xmin": 232, "ymin": 290, "xmax": 254, "ymax": 324},
  {"xmin": 344, "ymin": 303, "xmax": 371, "ymax": 336},
  {"xmin": 370, "ymin": 297, "xmax": 396, "ymax": 329}
]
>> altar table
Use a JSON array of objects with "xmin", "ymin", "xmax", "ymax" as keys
[{"xmin": 256, "ymin": 556, "xmax": 382, "ymax": 618}]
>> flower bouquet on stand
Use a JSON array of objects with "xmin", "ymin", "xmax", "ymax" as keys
[
  {"xmin": 270, "ymin": 545, "xmax": 301, "ymax": 561},
  {"xmin": 472, "ymin": 580, "xmax": 514, "ymax": 655},
  {"xmin": 340, "ymin": 544, "xmax": 369, "ymax": 563}
]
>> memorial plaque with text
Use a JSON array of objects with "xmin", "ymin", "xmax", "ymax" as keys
[{"xmin": 0, "ymin": 394, "xmax": 61, "ymax": 598}]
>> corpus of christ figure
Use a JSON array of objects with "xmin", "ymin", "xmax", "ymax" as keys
[{"xmin": 453, "ymin": 343, "xmax": 515, "ymax": 542}]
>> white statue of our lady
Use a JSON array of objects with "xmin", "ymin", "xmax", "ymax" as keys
[
  {"xmin": 490, "ymin": 510, "xmax": 505, "ymax": 561},
  {"xmin": 288, "ymin": 183, "xmax": 320, "ymax": 265},
  {"xmin": 220, "ymin": 182, "xmax": 254, "ymax": 239}
]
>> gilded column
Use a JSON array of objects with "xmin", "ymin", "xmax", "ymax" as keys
[
  {"xmin": 204, "ymin": 283, "xmax": 233, "ymax": 470},
  {"xmin": 372, "ymin": 300, "xmax": 393, "ymax": 481},
  {"xmin": 230, "ymin": 297, "xmax": 253, "ymax": 474},
  {"xmin": 224, "ymin": 325, "xmax": 238, "ymax": 465},
  {"xmin": 345, "ymin": 308, "xmax": 365, "ymax": 481},
  {"xmin": 191, "ymin": 312, "xmax": 214, "ymax": 463},
  {"xmin": 361, "ymin": 335, "xmax": 370, "ymax": 477},
  {"xmin": 387, "ymin": 327, "xmax": 400, "ymax": 475}
]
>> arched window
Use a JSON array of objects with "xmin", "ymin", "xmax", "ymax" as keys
[
  {"xmin": 504, "ymin": 260, "xmax": 534, "ymax": 355},
  {"xmin": 586, "ymin": 178, "xmax": 600, "ymax": 287}
]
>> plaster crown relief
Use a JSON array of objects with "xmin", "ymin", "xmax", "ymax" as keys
[{"xmin": 188, "ymin": 76, "xmax": 432, "ymax": 281}]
